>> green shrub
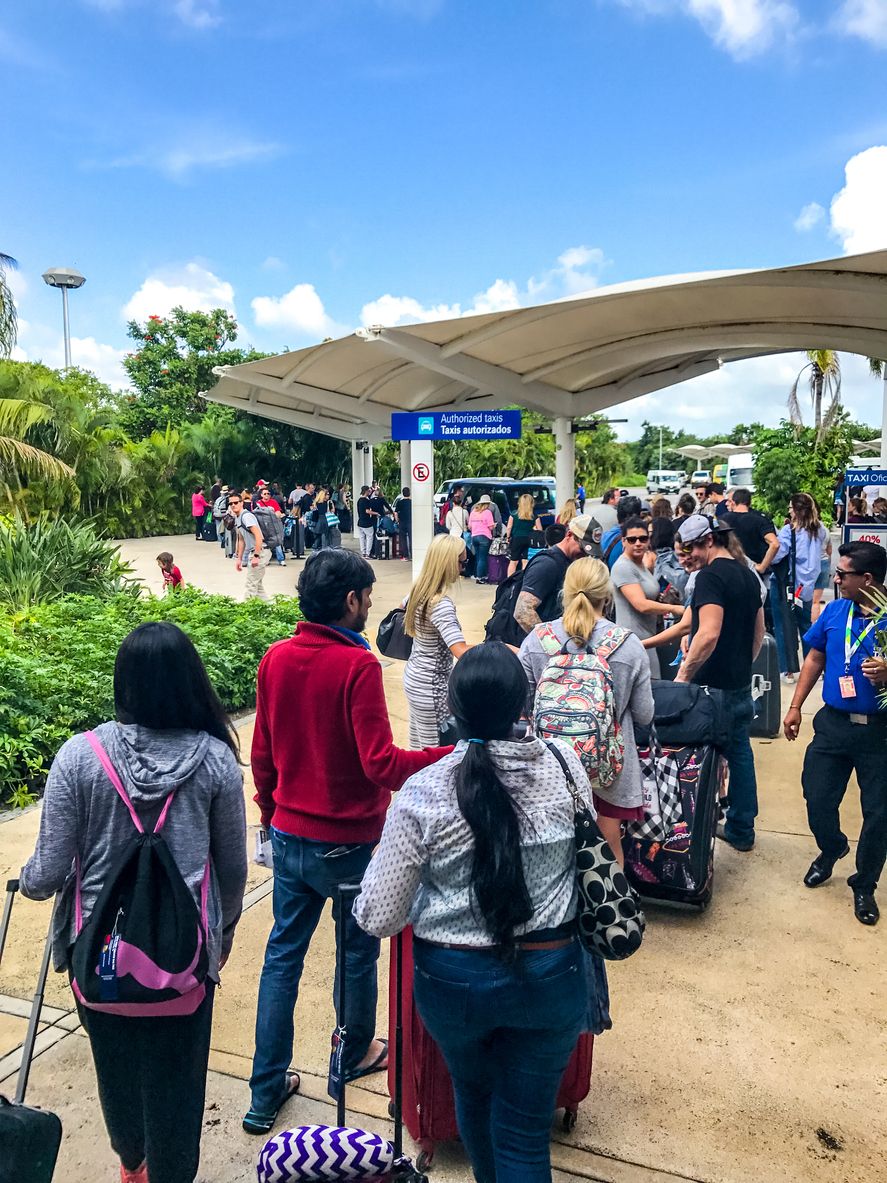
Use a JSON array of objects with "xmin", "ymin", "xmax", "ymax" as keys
[
  {"xmin": 0, "ymin": 514, "xmax": 138, "ymax": 613},
  {"xmin": 0, "ymin": 589, "xmax": 301, "ymax": 805}
]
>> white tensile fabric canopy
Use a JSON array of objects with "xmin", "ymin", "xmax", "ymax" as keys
[{"xmin": 204, "ymin": 248, "xmax": 887, "ymax": 449}]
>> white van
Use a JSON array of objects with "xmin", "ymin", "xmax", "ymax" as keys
[
  {"xmin": 724, "ymin": 452, "xmax": 755, "ymax": 492},
  {"xmin": 646, "ymin": 470, "xmax": 684, "ymax": 494}
]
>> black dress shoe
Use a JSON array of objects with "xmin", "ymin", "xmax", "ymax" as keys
[
  {"xmin": 853, "ymin": 890, "xmax": 879, "ymax": 926},
  {"xmin": 803, "ymin": 844, "xmax": 850, "ymax": 888}
]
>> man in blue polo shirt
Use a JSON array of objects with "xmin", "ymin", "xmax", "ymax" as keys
[{"xmin": 784, "ymin": 541, "xmax": 887, "ymax": 926}]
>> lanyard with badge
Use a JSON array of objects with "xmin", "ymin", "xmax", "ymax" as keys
[{"xmin": 839, "ymin": 602, "xmax": 875, "ymax": 699}]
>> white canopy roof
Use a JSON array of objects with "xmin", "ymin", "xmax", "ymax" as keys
[
  {"xmin": 674, "ymin": 443, "xmax": 752, "ymax": 461},
  {"xmin": 204, "ymin": 249, "xmax": 887, "ymax": 442}
]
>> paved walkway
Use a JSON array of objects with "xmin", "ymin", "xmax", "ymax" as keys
[{"xmin": 1, "ymin": 534, "xmax": 884, "ymax": 1182}]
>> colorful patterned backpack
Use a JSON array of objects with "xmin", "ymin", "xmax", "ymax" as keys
[{"xmin": 533, "ymin": 624, "xmax": 628, "ymax": 792}]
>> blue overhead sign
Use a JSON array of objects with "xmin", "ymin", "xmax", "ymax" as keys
[
  {"xmin": 391, "ymin": 410, "xmax": 522, "ymax": 441},
  {"xmin": 846, "ymin": 468, "xmax": 887, "ymax": 485}
]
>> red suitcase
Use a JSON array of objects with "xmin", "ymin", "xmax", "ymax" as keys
[{"xmin": 388, "ymin": 929, "xmax": 594, "ymax": 1169}]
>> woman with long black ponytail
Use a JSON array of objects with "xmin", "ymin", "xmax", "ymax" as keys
[{"xmin": 356, "ymin": 643, "xmax": 593, "ymax": 1183}]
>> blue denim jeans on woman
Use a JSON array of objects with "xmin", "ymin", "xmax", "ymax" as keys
[
  {"xmin": 249, "ymin": 831, "xmax": 380, "ymax": 1116},
  {"xmin": 721, "ymin": 686, "xmax": 759, "ymax": 847},
  {"xmin": 413, "ymin": 938, "xmax": 586, "ymax": 1183},
  {"xmin": 473, "ymin": 536, "xmax": 492, "ymax": 580}
]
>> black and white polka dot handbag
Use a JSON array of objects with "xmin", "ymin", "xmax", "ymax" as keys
[{"xmin": 546, "ymin": 743, "xmax": 645, "ymax": 961}]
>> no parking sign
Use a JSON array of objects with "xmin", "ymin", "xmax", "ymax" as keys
[{"xmin": 412, "ymin": 462, "xmax": 430, "ymax": 483}]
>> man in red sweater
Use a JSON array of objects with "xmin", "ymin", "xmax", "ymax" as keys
[{"xmin": 244, "ymin": 549, "xmax": 450, "ymax": 1135}]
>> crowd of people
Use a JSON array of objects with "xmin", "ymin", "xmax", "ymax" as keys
[
  {"xmin": 176, "ymin": 476, "xmax": 414, "ymax": 601},
  {"xmin": 15, "ymin": 475, "xmax": 887, "ymax": 1183}
]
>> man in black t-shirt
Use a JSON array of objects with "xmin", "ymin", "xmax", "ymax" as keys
[
  {"xmin": 721, "ymin": 489, "xmax": 779, "ymax": 572},
  {"xmin": 514, "ymin": 514, "xmax": 603, "ymax": 633},
  {"xmin": 394, "ymin": 488, "xmax": 412, "ymax": 560},
  {"xmin": 356, "ymin": 485, "xmax": 375, "ymax": 558},
  {"xmin": 676, "ymin": 514, "xmax": 764, "ymax": 852}
]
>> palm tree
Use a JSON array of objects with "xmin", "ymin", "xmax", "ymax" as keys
[
  {"xmin": 0, "ymin": 253, "xmax": 18, "ymax": 358},
  {"xmin": 868, "ymin": 358, "xmax": 885, "ymax": 380},
  {"xmin": 788, "ymin": 349, "xmax": 841, "ymax": 437},
  {"xmin": 0, "ymin": 396, "xmax": 76, "ymax": 507}
]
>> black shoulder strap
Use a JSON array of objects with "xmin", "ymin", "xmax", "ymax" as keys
[{"xmin": 603, "ymin": 533, "xmax": 621, "ymax": 562}]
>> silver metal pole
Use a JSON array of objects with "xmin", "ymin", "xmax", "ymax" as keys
[
  {"xmin": 659, "ymin": 427, "xmax": 663, "ymax": 471},
  {"xmin": 61, "ymin": 285, "xmax": 71, "ymax": 368},
  {"xmin": 881, "ymin": 375, "xmax": 887, "ymax": 469}
]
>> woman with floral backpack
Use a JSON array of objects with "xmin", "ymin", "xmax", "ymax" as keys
[{"xmin": 518, "ymin": 557, "xmax": 655, "ymax": 862}]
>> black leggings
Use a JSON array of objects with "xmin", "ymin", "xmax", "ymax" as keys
[
  {"xmin": 76, "ymin": 985, "xmax": 215, "ymax": 1183},
  {"xmin": 194, "ymin": 515, "xmax": 203, "ymax": 539}
]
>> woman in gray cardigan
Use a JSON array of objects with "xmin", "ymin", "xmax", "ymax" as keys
[
  {"xmin": 20, "ymin": 622, "xmax": 247, "ymax": 1183},
  {"xmin": 519, "ymin": 556, "xmax": 655, "ymax": 863}
]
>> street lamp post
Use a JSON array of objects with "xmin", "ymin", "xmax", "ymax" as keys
[{"xmin": 42, "ymin": 267, "xmax": 86, "ymax": 368}]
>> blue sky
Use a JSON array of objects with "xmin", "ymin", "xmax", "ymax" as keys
[{"xmin": 4, "ymin": 0, "xmax": 887, "ymax": 438}]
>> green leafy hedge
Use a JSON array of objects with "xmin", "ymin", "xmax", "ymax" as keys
[{"xmin": 0, "ymin": 589, "xmax": 301, "ymax": 806}]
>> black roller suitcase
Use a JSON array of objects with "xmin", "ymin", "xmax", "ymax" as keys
[
  {"xmin": 0, "ymin": 880, "xmax": 62, "ymax": 1183},
  {"xmin": 750, "ymin": 633, "xmax": 781, "ymax": 738}
]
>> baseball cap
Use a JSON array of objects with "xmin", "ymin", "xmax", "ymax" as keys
[
  {"xmin": 256, "ymin": 479, "xmax": 268, "ymax": 487},
  {"xmin": 676, "ymin": 513, "xmax": 732, "ymax": 546},
  {"xmin": 568, "ymin": 514, "xmax": 603, "ymax": 556}
]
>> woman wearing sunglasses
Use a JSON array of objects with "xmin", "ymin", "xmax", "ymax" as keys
[{"xmin": 610, "ymin": 516, "xmax": 677, "ymax": 678}]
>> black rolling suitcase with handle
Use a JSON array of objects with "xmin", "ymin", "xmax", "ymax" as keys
[
  {"xmin": 0, "ymin": 880, "xmax": 62, "ymax": 1183},
  {"xmin": 750, "ymin": 633, "xmax": 781, "ymax": 738}
]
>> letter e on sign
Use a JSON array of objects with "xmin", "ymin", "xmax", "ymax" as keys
[{"xmin": 413, "ymin": 462, "xmax": 430, "ymax": 483}]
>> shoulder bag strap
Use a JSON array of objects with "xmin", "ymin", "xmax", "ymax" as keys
[
  {"xmin": 544, "ymin": 740, "xmax": 584, "ymax": 813},
  {"xmin": 603, "ymin": 533, "xmax": 621, "ymax": 562}
]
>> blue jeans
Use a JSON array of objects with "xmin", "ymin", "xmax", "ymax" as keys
[
  {"xmin": 272, "ymin": 544, "xmax": 286, "ymax": 563},
  {"xmin": 249, "ymin": 831, "xmax": 380, "ymax": 1115},
  {"xmin": 721, "ymin": 687, "xmax": 758, "ymax": 846},
  {"xmin": 413, "ymin": 940, "xmax": 586, "ymax": 1183},
  {"xmin": 473, "ymin": 536, "xmax": 491, "ymax": 580}
]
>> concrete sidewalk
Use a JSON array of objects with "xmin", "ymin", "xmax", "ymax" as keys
[{"xmin": 1, "ymin": 534, "xmax": 884, "ymax": 1183}]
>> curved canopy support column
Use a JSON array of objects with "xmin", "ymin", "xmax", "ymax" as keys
[{"xmin": 554, "ymin": 417, "xmax": 575, "ymax": 514}]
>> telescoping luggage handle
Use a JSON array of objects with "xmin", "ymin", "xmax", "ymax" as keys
[
  {"xmin": 334, "ymin": 883, "xmax": 406, "ymax": 1162},
  {"xmin": 1, "ymin": 879, "xmax": 56, "ymax": 1105}
]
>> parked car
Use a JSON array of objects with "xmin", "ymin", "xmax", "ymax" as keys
[
  {"xmin": 645, "ymin": 469, "xmax": 684, "ymax": 495},
  {"xmin": 433, "ymin": 477, "xmax": 556, "ymax": 522},
  {"xmin": 691, "ymin": 469, "xmax": 711, "ymax": 487}
]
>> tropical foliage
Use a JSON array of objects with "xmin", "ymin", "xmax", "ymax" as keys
[
  {"xmin": 788, "ymin": 349, "xmax": 841, "ymax": 437},
  {"xmin": 0, "ymin": 589, "xmax": 301, "ymax": 806},
  {"xmin": 0, "ymin": 514, "xmax": 137, "ymax": 613},
  {"xmin": 750, "ymin": 414, "xmax": 856, "ymax": 524},
  {"xmin": 0, "ymin": 253, "xmax": 17, "ymax": 359}
]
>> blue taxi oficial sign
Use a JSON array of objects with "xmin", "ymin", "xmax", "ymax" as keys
[{"xmin": 391, "ymin": 410, "xmax": 522, "ymax": 441}]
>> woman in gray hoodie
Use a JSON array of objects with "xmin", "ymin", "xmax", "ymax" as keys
[{"xmin": 20, "ymin": 622, "xmax": 248, "ymax": 1183}]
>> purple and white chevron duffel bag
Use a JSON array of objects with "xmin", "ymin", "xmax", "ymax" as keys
[{"xmin": 257, "ymin": 1125, "xmax": 396, "ymax": 1182}]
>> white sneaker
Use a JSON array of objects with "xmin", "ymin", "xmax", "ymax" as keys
[{"xmin": 781, "ymin": 672, "xmax": 796, "ymax": 684}]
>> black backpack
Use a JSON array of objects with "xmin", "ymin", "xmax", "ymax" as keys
[
  {"xmin": 71, "ymin": 732, "xmax": 210, "ymax": 1017},
  {"xmin": 483, "ymin": 550, "xmax": 564, "ymax": 647}
]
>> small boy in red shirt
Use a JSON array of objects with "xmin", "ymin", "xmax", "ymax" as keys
[{"xmin": 156, "ymin": 551, "xmax": 185, "ymax": 593}]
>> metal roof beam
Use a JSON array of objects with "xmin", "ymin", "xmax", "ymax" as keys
[
  {"xmin": 202, "ymin": 388, "xmax": 388, "ymax": 443},
  {"xmin": 358, "ymin": 327, "xmax": 572, "ymax": 417},
  {"xmin": 212, "ymin": 365, "xmax": 393, "ymax": 428},
  {"xmin": 571, "ymin": 358, "xmax": 721, "ymax": 416}
]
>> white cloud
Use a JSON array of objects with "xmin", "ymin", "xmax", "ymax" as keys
[
  {"xmin": 123, "ymin": 263, "xmax": 236, "ymax": 322},
  {"xmin": 172, "ymin": 0, "xmax": 221, "ymax": 29},
  {"xmin": 616, "ymin": 0, "xmax": 798, "ymax": 58},
  {"xmin": 251, "ymin": 284, "xmax": 342, "ymax": 338},
  {"xmin": 360, "ymin": 278, "xmax": 521, "ymax": 328},
  {"xmin": 836, "ymin": 0, "xmax": 887, "ymax": 47},
  {"xmin": 829, "ymin": 146, "xmax": 887, "ymax": 254},
  {"xmin": 102, "ymin": 136, "xmax": 282, "ymax": 181},
  {"xmin": 13, "ymin": 318, "xmax": 129, "ymax": 389},
  {"xmin": 261, "ymin": 256, "xmax": 286, "ymax": 272},
  {"xmin": 529, "ymin": 245, "xmax": 608, "ymax": 299},
  {"xmin": 82, "ymin": 0, "xmax": 222, "ymax": 29},
  {"xmin": 794, "ymin": 201, "xmax": 825, "ymax": 232},
  {"xmin": 609, "ymin": 351, "xmax": 883, "ymax": 440}
]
